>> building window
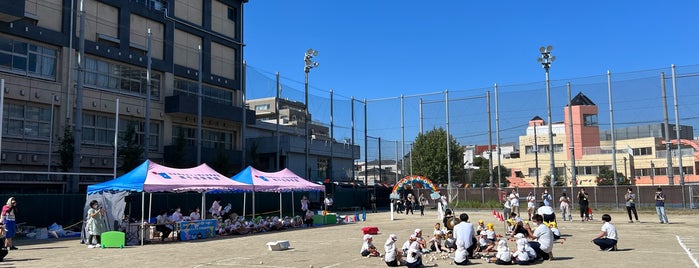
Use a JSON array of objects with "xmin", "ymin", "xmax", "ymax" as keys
[
  {"xmin": 83, "ymin": 57, "xmax": 161, "ymax": 97},
  {"xmin": 174, "ymin": 79, "xmax": 233, "ymax": 106},
  {"xmin": 528, "ymin": 168, "xmax": 540, "ymax": 177},
  {"xmin": 227, "ymin": 7, "xmax": 237, "ymax": 21},
  {"xmin": 83, "ymin": 113, "xmax": 160, "ymax": 150},
  {"xmin": 632, "ymin": 147, "xmax": 652, "ymax": 156},
  {"xmin": 2, "ymin": 103, "xmax": 52, "ymax": 140},
  {"xmin": 584, "ymin": 114, "xmax": 598, "ymax": 126},
  {"xmin": 255, "ymin": 104, "xmax": 270, "ymax": 111},
  {"xmin": 172, "ymin": 126, "xmax": 235, "ymax": 150},
  {"xmin": 0, "ymin": 36, "xmax": 57, "ymax": 79}
]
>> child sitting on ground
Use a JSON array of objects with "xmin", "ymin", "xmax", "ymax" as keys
[
  {"xmin": 360, "ymin": 234, "xmax": 380, "ymax": 257},
  {"xmin": 476, "ymin": 223, "xmax": 498, "ymax": 255},
  {"xmin": 548, "ymin": 222, "xmax": 566, "ymax": 243},
  {"xmin": 428, "ymin": 229, "xmax": 449, "ymax": 253},
  {"xmin": 484, "ymin": 239, "xmax": 512, "ymax": 265},
  {"xmin": 512, "ymin": 238, "xmax": 531, "ymax": 265},
  {"xmin": 477, "ymin": 219, "xmax": 487, "ymax": 234},
  {"xmin": 443, "ymin": 231, "xmax": 457, "ymax": 253}
]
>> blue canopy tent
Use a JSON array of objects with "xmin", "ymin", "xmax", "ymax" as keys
[
  {"xmin": 231, "ymin": 166, "xmax": 325, "ymax": 219},
  {"xmin": 86, "ymin": 160, "xmax": 253, "ymax": 245}
]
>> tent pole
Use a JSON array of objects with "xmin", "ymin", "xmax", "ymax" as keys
[
  {"xmin": 148, "ymin": 193, "xmax": 153, "ymax": 224},
  {"xmin": 140, "ymin": 191, "xmax": 145, "ymax": 246},
  {"xmin": 279, "ymin": 192, "xmax": 282, "ymax": 218},
  {"xmin": 291, "ymin": 192, "xmax": 295, "ymax": 217},
  {"xmin": 252, "ymin": 191, "xmax": 256, "ymax": 219},
  {"xmin": 243, "ymin": 192, "xmax": 246, "ymax": 218},
  {"xmin": 201, "ymin": 192, "xmax": 206, "ymax": 220}
]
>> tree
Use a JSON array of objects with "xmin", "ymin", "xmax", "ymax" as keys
[
  {"xmin": 596, "ymin": 166, "xmax": 630, "ymax": 185},
  {"xmin": 118, "ymin": 123, "xmax": 144, "ymax": 173},
  {"xmin": 541, "ymin": 168, "xmax": 565, "ymax": 187},
  {"xmin": 467, "ymin": 157, "xmax": 509, "ymax": 187},
  {"xmin": 57, "ymin": 126, "xmax": 74, "ymax": 172},
  {"xmin": 410, "ymin": 128, "xmax": 465, "ymax": 185}
]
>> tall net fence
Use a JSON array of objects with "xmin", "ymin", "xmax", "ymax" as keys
[{"xmin": 246, "ymin": 63, "xmax": 699, "ymax": 189}]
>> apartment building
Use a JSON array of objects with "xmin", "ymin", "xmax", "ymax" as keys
[{"xmin": 0, "ymin": 0, "xmax": 249, "ymax": 193}]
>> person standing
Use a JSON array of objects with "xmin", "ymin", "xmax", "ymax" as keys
[
  {"xmin": 209, "ymin": 197, "xmax": 222, "ymax": 218},
  {"xmin": 300, "ymin": 195, "xmax": 310, "ymax": 215},
  {"xmin": 559, "ymin": 192, "xmax": 571, "ymax": 221},
  {"xmin": 85, "ymin": 200, "xmax": 107, "ymax": 248},
  {"xmin": 440, "ymin": 193, "xmax": 448, "ymax": 212},
  {"xmin": 592, "ymin": 214, "xmax": 618, "ymax": 251},
  {"xmin": 324, "ymin": 194, "xmax": 334, "ymax": 212},
  {"xmin": 526, "ymin": 192, "xmax": 536, "ymax": 221},
  {"xmin": 510, "ymin": 189, "xmax": 521, "ymax": 215},
  {"xmin": 418, "ymin": 193, "xmax": 427, "ymax": 216},
  {"xmin": 370, "ymin": 193, "xmax": 377, "ymax": 213},
  {"xmin": 0, "ymin": 197, "xmax": 18, "ymax": 250},
  {"xmin": 655, "ymin": 188, "xmax": 669, "ymax": 224},
  {"xmin": 453, "ymin": 213, "xmax": 476, "ymax": 265},
  {"xmin": 541, "ymin": 189, "xmax": 553, "ymax": 207},
  {"xmin": 578, "ymin": 188, "xmax": 590, "ymax": 221},
  {"xmin": 624, "ymin": 187, "xmax": 639, "ymax": 223},
  {"xmin": 502, "ymin": 193, "xmax": 512, "ymax": 221},
  {"xmin": 405, "ymin": 193, "xmax": 414, "ymax": 215}
]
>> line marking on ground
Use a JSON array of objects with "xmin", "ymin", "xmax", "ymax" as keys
[{"xmin": 676, "ymin": 235, "xmax": 699, "ymax": 268}]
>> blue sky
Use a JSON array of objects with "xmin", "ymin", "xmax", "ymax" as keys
[{"xmin": 243, "ymin": 1, "xmax": 699, "ymax": 158}]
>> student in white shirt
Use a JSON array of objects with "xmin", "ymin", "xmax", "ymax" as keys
[
  {"xmin": 484, "ymin": 238, "xmax": 512, "ymax": 264},
  {"xmin": 405, "ymin": 234, "xmax": 423, "ymax": 268},
  {"xmin": 170, "ymin": 206, "xmax": 183, "ymax": 222},
  {"xmin": 189, "ymin": 207, "xmax": 201, "ymax": 221},
  {"xmin": 360, "ymin": 234, "xmax": 380, "ymax": 257},
  {"xmin": 592, "ymin": 214, "xmax": 618, "ymax": 251},
  {"xmin": 384, "ymin": 234, "xmax": 402, "ymax": 267}
]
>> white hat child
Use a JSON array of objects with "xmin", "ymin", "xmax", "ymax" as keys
[{"xmin": 363, "ymin": 234, "xmax": 373, "ymax": 241}]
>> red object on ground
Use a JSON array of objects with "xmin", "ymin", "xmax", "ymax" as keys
[{"xmin": 362, "ymin": 226, "xmax": 379, "ymax": 235}]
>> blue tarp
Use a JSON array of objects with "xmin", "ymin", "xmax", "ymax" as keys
[{"xmin": 86, "ymin": 160, "xmax": 148, "ymax": 194}]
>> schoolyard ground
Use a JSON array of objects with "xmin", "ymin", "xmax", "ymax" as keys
[{"xmin": 3, "ymin": 208, "xmax": 698, "ymax": 268}]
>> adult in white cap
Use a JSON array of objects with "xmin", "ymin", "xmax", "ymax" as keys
[
  {"xmin": 360, "ymin": 234, "xmax": 379, "ymax": 257},
  {"xmin": 384, "ymin": 234, "xmax": 402, "ymax": 266}
]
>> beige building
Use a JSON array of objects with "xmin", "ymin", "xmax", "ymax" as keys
[{"xmin": 502, "ymin": 92, "xmax": 697, "ymax": 187}]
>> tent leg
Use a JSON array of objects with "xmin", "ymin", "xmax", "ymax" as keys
[
  {"xmin": 291, "ymin": 192, "xmax": 295, "ymax": 217},
  {"xmin": 202, "ymin": 192, "xmax": 206, "ymax": 220},
  {"xmin": 243, "ymin": 193, "xmax": 246, "ymax": 218},
  {"xmin": 252, "ymin": 191, "xmax": 256, "ymax": 219},
  {"xmin": 141, "ymin": 192, "xmax": 145, "ymax": 246},
  {"xmin": 279, "ymin": 192, "xmax": 283, "ymax": 218}
]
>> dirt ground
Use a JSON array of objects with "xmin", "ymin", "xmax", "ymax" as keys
[{"xmin": 4, "ymin": 208, "xmax": 699, "ymax": 268}]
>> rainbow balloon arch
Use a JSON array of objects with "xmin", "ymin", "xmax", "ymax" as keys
[{"xmin": 390, "ymin": 175, "xmax": 441, "ymax": 200}]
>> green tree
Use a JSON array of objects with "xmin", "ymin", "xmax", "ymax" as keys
[
  {"xmin": 542, "ymin": 168, "xmax": 565, "ymax": 187},
  {"xmin": 411, "ymin": 128, "xmax": 465, "ymax": 185},
  {"xmin": 596, "ymin": 166, "xmax": 630, "ymax": 185},
  {"xmin": 118, "ymin": 123, "xmax": 144, "ymax": 173},
  {"xmin": 57, "ymin": 125, "xmax": 74, "ymax": 172}
]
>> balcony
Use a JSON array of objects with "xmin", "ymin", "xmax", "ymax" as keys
[
  {"xmin": 165, "ymin": 94, "xmax": 255, "ymax": 124},
  {"xmin": 0, "ymin": 0, "xmax": 24, "ymax": 22}
]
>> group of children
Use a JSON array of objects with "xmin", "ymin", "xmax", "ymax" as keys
[
  {"xmin": 362, "ymin": 212, "xmax": 568, "ymax": 267},
  {"xmin": 216, "ymin": 213, "xmax": 304, "ymax": 236}
]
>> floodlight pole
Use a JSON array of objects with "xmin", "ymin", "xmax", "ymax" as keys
[
  {"xmin": 304, "ymin": 49, "xmax": 319, "ymax": 180},
  {"xmin": 539, "ymin": 45, "xmax": 555, "ymax": 200}
]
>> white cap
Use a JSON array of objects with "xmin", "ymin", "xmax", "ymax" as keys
[{"xmin": 363, "ymin": 234, "xmax": 373, "ymax": 241}]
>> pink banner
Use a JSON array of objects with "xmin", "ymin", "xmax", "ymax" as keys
[{"xmin": 143, "ymin": 162, "xmax": 253, "ymax": 192}]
